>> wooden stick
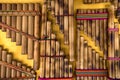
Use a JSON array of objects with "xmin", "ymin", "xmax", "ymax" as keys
[
  {"xmin": 17, "ymin": 62, "xmax": 22, "ymax": 77},
  {"xmin": 1, "ymin": 50, "xmax": 7, "ymax": 78},
  {"xmin": 6, "ymin": 54, "xmax": 12, "ymax": 78},
  {"xmin": 11, "ymin": 4, "xmax": 17, "ymax": 42},
  {"xmin": 69, "ymin": 0, "xmax": 74, "ymax": 61},
  {"xmin": 16, "ymin": 4, "xmax": 22, "ymax": 45},
  {"xmin": 6, "ymin": 4, "xmax": 11, "ymax": 38},
  {"xmin": 28, "ymin": 3, "xmax": 34, "ymax": 59},
  {"xmin": 33, "ymin": 3, "xmax": 40, "ymax": 70},
  {"xmin": 2, "ymin": 4, "xmax": 6, "ymax": 31},
  {"xmin": 11, "ymin": 60, "xmax": 17, "ymax": 78}
]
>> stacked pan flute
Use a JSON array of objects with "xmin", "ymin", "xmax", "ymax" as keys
[
  {"xmin": 76, "ymin": 8, "xmax": 108, "ymax": 59},
  {"xmin": 76, "ymin": 34, "xmax": 107, "ymax": 80},
  {"xmin": 84, "ymin": 0, "xmax": 111, "ymax": 4},
  {"xmin": 0, "ymin": 46, "xmax": 36, "ymax": 79},
  {"xmin": 46, "ymin": 0, "xmax": 75, "ymax": 61},
  {"xmin": 39, "ymin": 2, "xmax": 73, "ymax": 80},
  {"xmin": 0, "ymin": 3, "xmax": 41, "ymax": 70},
  {"xmin": 108, "ymin": 5, "xmax": 120, "ymax": 80}
]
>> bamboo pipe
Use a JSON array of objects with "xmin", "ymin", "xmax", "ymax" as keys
[
  {"xmin": 16, "ymin": 4, "xmax": 22, "ymax": 45},
  {"xmin": 11, "ymin": 4, "xmax": 17, "ymax": 42},
  {"xmin": 83, "ymin": 9, "xmax": 87, "ymax": 34},
  {"xmin": 26, "ymin": 67, "xmax": 31, "ymax": 80},
  {"xmin": 99, "ymin": 57, "xmax": 103, "ymax": 80},
  {"xmin": 69, "ymin": 64, "xmax": 73, "ymax": 78},
  {"xmin": 33, "ymin": 3, "xmax": 40, "ymax": 70},
  {"xmin": 11, "ymin": 60, "xmax": 17, "ymax": 78},
  {"xmin": 92, "ymin": 50, "xmax": 96, "ymax": 80},
  {"xmin": 1, "ymin": 50, "xmax": 7, "ymax": 78},
  {"xmin": 22, "ymin": 4, "xmax": 28, "ymax": 54},
  {"xmin": 0, "ymin": 47, "xmax": 2, "ymax": 78},
  {"xmin": 17, "ymin": 62, "xmax": 22, "ymax": 77},
  {"xmin": 21, "ymin": 65, "xmax": 27, "ymax": 78},
  {"xmin": 6, "ymin": 54, "xmax": 12, "ymax": 78},
  {"xmin": 55, "ymin": 0, "xmax": 59, "ymax": 24},
  {"xmin": 64, "ymin": 59, "xmax": 69, "ymax": 78},
  {"xmin": 69, "ymin": 0, "xmax": 74, "ymax": 61},
  {"xmin": 51, "ymin": 0, "xmax": 55, "ymax": 15},
  {"xmin": 6, "ymin": 4, "xmax": 11, "ymax": 38},
  {"xmin": 28, "ymin": 3, "xmax": 34, "ymax": 59},
  {"xmin": 2, "ymin": 4, "xmax": 6, "ymax": 31},
  {"xmin": 96, "ymin": 53, "xmax": 100, "ymax": 80}
]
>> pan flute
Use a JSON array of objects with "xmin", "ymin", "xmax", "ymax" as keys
[
  {"xmin": 76, "ymin": 9, "xmax": 108, "ymax": 59},
  {"xmin": 83, "ymin": 0, "xmax": 111, "ymax": 4},
  {"xmin": 0, "ymin": 3, "xmax": 41, "ymax": 70},
  {"xmin": 0, "ymin": 46, "xmax": 36, "ymax": 79},
  {"xmin": 108, "ymin": 5, "xmax": 120, "ymax": 79},
  {"xmin": 46, "ymin": 0, "xmax": 75, "ymax": 61},
  {"xmin": 76, "ymin": 34, "xmax": 108, "ymax": 80}
]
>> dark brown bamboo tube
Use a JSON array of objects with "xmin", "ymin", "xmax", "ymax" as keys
[
  {"xmin": 0, "ymin": 47, "xmax": 2, "ymax": 78},
  {"xmin": 11, "ymin": 4, "xmax": 17, "ymax": 42},
  {"xmin": 92, "ymin": 10, "xmax": 96, "ymax": 41},
  {"xmin": 84, "ymin": 41, "xmax": 88, "ymax": 80},
  {"xmin": 6, "ymin": 54, "xmax": 12, "ymax": 78},
  {"xmin": 80, "ymin": 36, "xmax": 84, "ymax": 80},
  {"xmin": 21, "ymin": 65, "xmax": 27, "ymax": 78},
  {"xmin": 1, "ymin": 50, "xmax": 7, "ymax": 78},
  {"xmin": 69, "ymin": 0, "xmax": 74, "ymax": 61},
  {"xmin": 69, "ymin": 64, "xmax": 72, "ymax": 77},
  {"xmin": 22, "ymin": 4, "xmax": 28, "ymax": 54},
  {"xmin": 17, "ymin": 62, "xmax": 22, "ymax": 77},
  {"xmin": 11, "ymin": 60, "xmax": 17, "ymax": 78},
  {"xmin": 92, "ymin": 50, "xmax": 96, "ymax": 80},
  {"xmin": 28, "ymin": 3, "xmax": 34, "ymax": 59},
  {"xmin": 108, "ymin": 5, "xmax": 115, "ymax": 79},
  {"xmin": 16, "ymin": 4, "xmax": 22, "ymax": 45},
  {"xmin": 59, "ymin": 0, "xmax": 64, "ymax": 33},
  {"xmin": 59, "ymin": 51, "xmax": 64, "ymax": 78},
  {"xmin": 55, "ymin": 0, "xmax": 59, "ymax": 24},
  {"xmin": 33, "ymin": 3, "xmax": 40, "ymax": 70},
  {"xmin": 118, "ymin": 0, "xmax": 120, "ymax": 8},
  {"xmin": 6, "ymin": 4, "xmax": 11, "ymax": 38},
  {"xmin": 2, "ymin": 4, "xmax": 6, "ymax": 31},
  {"xmin": 95, "ymin": 9, "xmax": 100, "ymax": 47}
]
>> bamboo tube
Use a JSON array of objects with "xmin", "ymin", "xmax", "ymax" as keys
[
  {"xmin": 22, "ymin": 4, "xmax": 28, "ymax": 54},
  {"xmin": 11, "ymin": 60, "xmax": 17, "ymax": 78},
  {"xmin": 55, "ymin": 41, "xmax": 60, "ymax": 78},
  {"xmin": 83, "ymin": 9, "xmax": 87, "ymax": 34},
  {"xmin": 103, "ymin": 60, "xmax": 107, "ymax": 80},
  {"xmin": 55, "ymin": 0, "xmax": 59, "ymax": 24},
  {"xmin": 96, "ymin": 0, "xmax": 100, "ymax": 3},
  {"xmin": 33, "ymin": 3, "xmax": 40, "ymax": 70},
  {"xmin": 17, "ymin": 62, "xmax": 22, "ymax": 77},
  {"xmin": 64, "ymin": 0, "xmax": 69, "ymax": 44},
  {"xmin": 1, "ymin": 50, "xmax": 7, "ymax": 78},
  {"xmin": 88, "ymin": 0, "xmax": 92, "ymax": 3},
  {"xmin": 114, "ymin": 22, "xmax": 119, "ymax": 78},
  {"xmin": 28, "ymin": 3, "xmax": 34, "ymax": 59},
  {"xmin": 0, "ymin": 47, "xmax": 2, "ymax": 78},
  {"xmin": 92, "ymin": 10, "xmax": 96, "ymax": 41},
  {"xmin": 51, "ymin": 0, "xmax": 55, "ymax": 15},
  {"xmin": 113, "ymin": 0, "xmax": 118, "ymax": 10},
  {"xmin": 16, "ymin": 4, "xmax": 22, "ymax": 45},
  {"xmin": 69, "ymin": 0, "xmax": 74, "ymax": 61},
  {"xmin": 108, "ymin": 5, "xmax": 115, "ymax": 79},
  {"xmin": 84, "ymin": 0, "xmax": 88, "ymax": 4},
  {"xmin": 69, "ymin": 65, "xmax": 72, "ymax": 78},
  {"xmin": 92, "ymin": 50, "xmax": 96, "ymax": 80},
  {"xmin": 26, "ymin": 67, "xmax": 31, "ymax": 80},
  {"xmin": 59, "ymin": 0, "xmax": 64, "ymax": 33},
  {"xmin": 2, "ymin": 4, "xmax": 6, "ymax": 31},
  {"xmin": 11, "ymin": 4, "xmax": 17, "ymax": 42},
  {"xmin": 64, "ymin": 59, "xmax": 69, "ymax": 78},
  {"xmin": 80, "ymin": 36, "xmax": 84, "ymax": 80},
  {"xmin": 96, "ymin": 53, "xmax": 100, "ymax": 80},
  {"xmin": 88, "ymin": 46, "xmax": 92, "ymax": 80},
  {"xmin": 6, "ymin": 4, "xmax": 11, "ymax": 38},
  {"xmin": 59, "ymin": 51, "xmax": 64, "ymax": 78},
  {"xmin": 6, "ymin": 54, "xmax": 12, "ymax": 78},
  {"xmin": 87, "ymin": 9, "xmax": 92, "ymax": 37},
  {"xmin": 99, "ymin": 57, "xmax": 103, "ymax": 80},
  {"xmin": 95, "ymin": 9, "xmax": 100, "ymax": 47},
  {"xmin": 84, "ymin": 41, "xmax": 88, "ymax": 80},
  {"xmin": 22, "ymin": 65, "xmax": 27, "ymax": 78}
]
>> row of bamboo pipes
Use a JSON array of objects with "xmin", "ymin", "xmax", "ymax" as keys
[
  {"xmin": 84, "ymin": 0, "xmax": 111, "ymax": 4},
  {"xmin": 0, "ymin": 3, "xmax": 41, "ymax": 70},
  {"xmin": 77, "ymin": 9, "xmax": 108, "ymax": 59},
  {"xmin": 46, "ymin": 0, "xmax": 75, "ymax": 61},
  {"xmin": 0, "ymin": 46, "xmax": 36, "ymax": 79},
  {"xmin": 40, "ymin": 3, "xmax": 73, "ymax": 78},
  {"xmin": 108, "ymin": 5, "xmax": 120, "ymax": 79}
]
